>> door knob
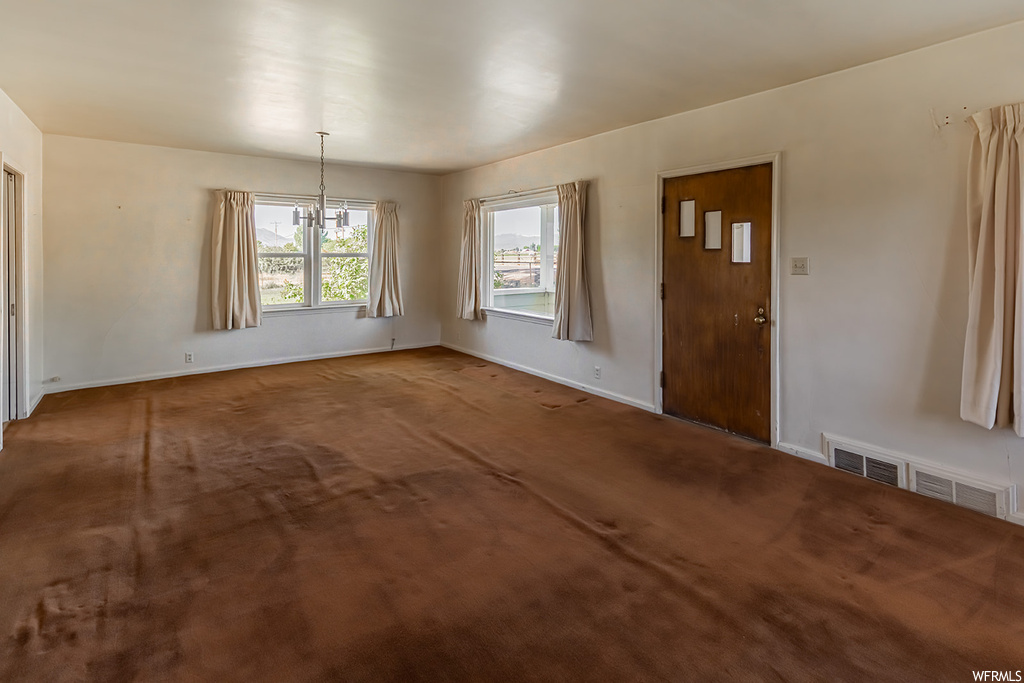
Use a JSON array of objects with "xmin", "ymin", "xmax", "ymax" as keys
[{"xmin": 754, "ymin": 307, "xmax": 766, "ymax": 325}]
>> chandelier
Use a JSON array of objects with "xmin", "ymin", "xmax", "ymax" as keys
[{"xmin": 293, "ymin": 132, "xmax": 348, "ymax": 232}]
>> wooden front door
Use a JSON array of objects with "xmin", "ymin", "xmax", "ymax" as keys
[{"xmin": 662, "ymin": 163, "xmax": 772, "ymax": 442}]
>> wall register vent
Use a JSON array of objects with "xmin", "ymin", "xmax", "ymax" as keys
[
  {"xmin": 825, "ymin": 437, "xmax": 907, "ymax": 488},
  {"xmin": 823, "ymin": 433, "xmax": 1013, "ymax": 520},
  {"xmin": 910, "ymin": 464, "xmax": 1009, "ymax": 519}
]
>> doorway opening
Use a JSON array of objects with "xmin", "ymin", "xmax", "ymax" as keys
[
  {"xmin": 656, "ymin": 155, "xmax": 781, "ymax": 445},
  {"xmin": 2, "ymin": 165, "xmax": 24, "ymax": 428}
]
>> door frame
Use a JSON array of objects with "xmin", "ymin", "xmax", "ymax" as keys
[
  {"xmin": 1, "ymin": 154, "xmax": 29, "ymax": 422},
  {"xmin": 654, "ymin": 152, "xmax": 782, "ymax": 447}
]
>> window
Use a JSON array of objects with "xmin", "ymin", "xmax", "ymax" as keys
[
  {"xmin": 485, "ymin": 193, "xmax": 559, "ymax": 318},
  {"xmin": 255, "ymin": 195, "xmax": 372, "ymax": 310}
]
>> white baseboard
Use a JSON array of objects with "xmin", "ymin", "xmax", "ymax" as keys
[
  {"xmin": 27, "ymin": 391, "xmax": 44, "ymax": 417},
  {"xmin": 776, "ymin": 441, "xmax": 829, "ymax": 466},
  {"xmin": 440, "ymin": 342, "xmax": 657, "ymax": 412},
  {"xmin": 1008, "ymin": 486, "xmax": 1024, "ymax": 528},
  {"xmin": 44, "ymin": 342, "xmax": 438, "ymax": 394}
]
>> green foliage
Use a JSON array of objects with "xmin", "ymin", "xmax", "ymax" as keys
[
  {"xmin": 321, "ymin": 224, "xmax": 367, "ymax": 255},
  {"xmin": 281, "ymin": 278, "xmax": 304, "ymax": 303},
  {"xmin": 322, "ymin": 255, "xmax": 369, "ymax": 301},
  {"xmin": 494, "ymin": 270, "xmax": 508, "ymax": 288},
  {"xmin": 320, "ymin": 224, "xmax": 369, "ymax": 301},
  {"xmin": 258, "ymin": 225, "xmax": 370, "ymax": 305}
]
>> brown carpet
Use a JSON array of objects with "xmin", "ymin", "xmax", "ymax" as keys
[{"xmin": 1, "ymin": 347, "xmax": 1022, "ymax": 681}]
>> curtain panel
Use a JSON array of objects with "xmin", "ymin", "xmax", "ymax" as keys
[
  {"xmin": 961, "ymin": 103, "xmax": 1024, "ymax": 435},
  {"xmin": 552, "ymin": 180, "xmax": 593, "ymax": 341},
  {"xmin": 368, "ymin": 200, "xmax": 404, "ymax": 317},
  {"xmin": 457, "ymin": 199, "xmax": 483, "ymax": 320},
  {"xmin": 211, "ymin": 190, "xmax": 261, "ymax": 330}
]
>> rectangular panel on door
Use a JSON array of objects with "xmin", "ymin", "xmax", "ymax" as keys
[{"xmin": 662, "ymin": 163, "xmax": 772, "ymax": 442}]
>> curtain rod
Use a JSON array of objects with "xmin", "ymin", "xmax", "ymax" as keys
[{"xmin": 478, "ymin": 185, "xmax": 558, "ymax": 205}]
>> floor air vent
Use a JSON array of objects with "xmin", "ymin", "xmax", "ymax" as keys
[{"xmin": 910, "ymin": 464, "xmax": 1009, "ymax": 519}]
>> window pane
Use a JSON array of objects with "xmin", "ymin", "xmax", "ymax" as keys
[
  {"xmin": 705, "ymin": 211, "xmax": 722, "ymax": 250},
  {"xmin": 321, "ymin": 256, "xmax": 369, "ymax": 302},
  {"xmin": 322, "ymin": 209, "xmax": 370, "ymax": 253},
  {"xmin": 493, "ymin": 206, "xmax": 541, "ymax": 289},
  {"xmin": 493, "ymin": 291, "xmax": 555, "ymax": 317},
  {"xmin": 731, "ymin": 222, "xmax": 751, "ymax": 263},
  {"xmin": 258, "ymin": 256, "xmax": 304, "ymax": 306},
  {"xmin": 255, "ymin": 204, "xmax": 301, "ymax": 253}
]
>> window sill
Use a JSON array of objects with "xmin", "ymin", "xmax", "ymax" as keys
[
  {"xmin": 493, "ymin": 287, "xmax": 547, "ymax": 296},
  {"xmin": 482, "ymin": 307, "xmax": 553, "ymax": 326},
  {"xmin": 263, "ymin": 302, "xmax": 367, "ymax": 317}
]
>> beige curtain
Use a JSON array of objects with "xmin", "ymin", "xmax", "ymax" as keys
[
  {"xmin": 961, "ymin": 104, "xmax": 1024, "ymax": 434},
  {"xmin": 368, "ymin": 201, "xmax": 404, "ymax": 317},
  {"xmin": 552, "ymin": 181, "xmax": 593, "ymax": 341},
  {"xmin": 457, "ymin": 199, "xmax": 482, "ymax": 320},
  {"xmin": 211, "ymin": 190, "xmax": 261, "ymax": 330}
]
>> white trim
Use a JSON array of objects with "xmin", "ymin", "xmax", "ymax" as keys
[
  {"xmin": 263, "ymin": 302, "xmax": 367, "ymax": 317},
  {"xmin": 496, "ymin": 286, "xmax": 545, "ymax": 295},
  {"xmin": 478, "ymin": 186, "xmax": 558, "ymax": 206},
  {"xmin": 482, "ymin": 193, "xmax": 559, "ymax": 307},
  {"xmin": 28, "ymin": 390, "xmax": 43, "ymax": 416},
  {"xmin": 776, "ymin": 441, "xmax": 829, "ymax": 466},
  {"xmin": 1010, "ymin": 486, "xmax": 1022, "ymax": 526},
  {"xmin": 441, "ymin": 341, "xmax": 657, "ymax": 412},
  {"xmin": 482, "ymin": 206, "xmax": 493, "ymax": 306},
  {"xmin": 254, "ymin": 195, "xmax": 375, "ymax": 311},
  {"xmin": 0, "ymin": 155, "xmax": 30, "ymax": 424},
  {"xmin": 654, "ymin": 152, "xmax": 782, "ymax": 448},
  {"xmin": 481, "ymin": 307, "xmax": 553, "ymax": 326},
  {"xmin": 1007, "ymin": 484, "xmax": 1024, "ymax": 527},
  {"xmin": 44, "ymin": 342, "xmax": 436, "ymax": 394}
]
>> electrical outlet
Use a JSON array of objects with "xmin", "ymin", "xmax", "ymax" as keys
[
  {"xmin": 791, "ymin": 257, "xmax": 810, "ymax": 275},
  {"xmin": 185, "ymin": 352, "xmax": 194, "ymax": 364},
  {"xmin": 47, "ymin": 376, "xmax": 60, "ymax": 384},
  {"xmin": 594, "ymin": 366, "xmax": 601, "ymax": 380}
]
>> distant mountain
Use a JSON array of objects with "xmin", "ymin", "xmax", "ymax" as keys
[
  {"xmin": 256, "ymin": 227, "xmax": 295, "ymax": 248},
  {"xmin": 494, "ymin": 233, "xmax": 539, "ymax": 251}
]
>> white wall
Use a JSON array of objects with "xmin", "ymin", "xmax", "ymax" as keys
[
  {"xmin": 44, "ymin": 136, "xmax": 441, "ymax": 390},
  {"xmin": 440, "ymin": 21, "xmax": 1024, "ymax": 487},
  {"xmin": 0, "ymin": 88, "xmax": 44, "ymax": 412}
]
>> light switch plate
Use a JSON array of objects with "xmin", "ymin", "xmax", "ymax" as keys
[{"xmin": 791, "ymin": 257, "xmax": 810, "ymax": 275}]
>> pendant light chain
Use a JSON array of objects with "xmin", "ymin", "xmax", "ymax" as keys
[
  {"xmin": 310, "ymin": 131, "xmax": 340, "ymax": 231},
  {"xmin": 319, "ymin": 133, "xmax": 326, "ymax": 196}
]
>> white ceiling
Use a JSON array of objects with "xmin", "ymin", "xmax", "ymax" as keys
[{"xmin": 3, "ymin": 0, "xmax": 1023, "ymax": 174}]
